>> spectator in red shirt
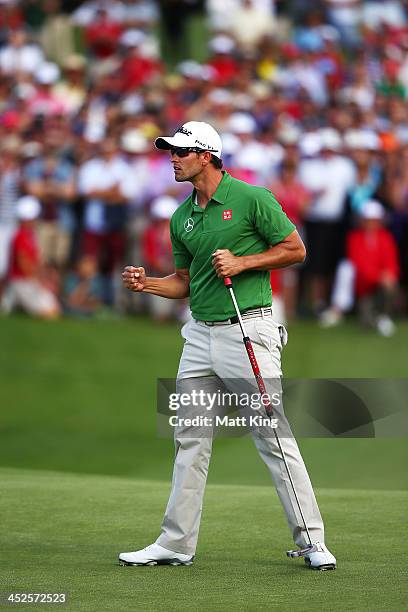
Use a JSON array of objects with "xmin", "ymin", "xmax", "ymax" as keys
[
  {"xmin": 269, "ymin": 159, "xmax": 311, "ymax": 228},
  {"xmin": 348, "ymin": 200, "xmax": 399, "ymax": 336},
  {"xmin": 119, "ymin": 29, "xmax": 162, "ymax": 92},
  {"xmin": 85, "ymin": 8, "xmax": 122, "ymax": 60},
  {"xmin": 321, "ymin": 200, "xmax": 399, "ymax": 336},
  {"xmin": 142, "ymin": 195, "xmax": 186, "ymax": 322},
  {"xmin": 269, "ymin": 159, "xmax": 311, "ymax": 319},
  {"xmin": 207, "ymin": 35, "xmax": 240, "ymax": 87},
  {"xmin": 2, "ymin": 196, "xmax": 60, "ymax": 319},
  {"xmin": 0, "ymin": 2, "xmax": 24, "ymax": 35},
  {"xmin": 348, "ymin": 202, "xmax": 399, "ymax": 299}
]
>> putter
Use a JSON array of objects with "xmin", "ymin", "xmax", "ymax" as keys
[{"xmin": 223, "ymin": 276, "xmax": 318, "ymax": 559}]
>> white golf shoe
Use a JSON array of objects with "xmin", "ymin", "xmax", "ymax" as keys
[
  {"xmin": 118, "ymin": 543, "xmax": 194, "ymax": 567},
  {"xmin": 304, "ymin": 542, "xmax": 336, "ymax": 570}
]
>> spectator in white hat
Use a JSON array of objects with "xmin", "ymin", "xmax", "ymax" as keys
[
  {"xmin": 121, "ymin": 0, "xmax": 159, "ymax": 30},
  {"xmin": 72, "ymin": 0, "xmax": 125, "ymax": 26},
  {"xmin": 344, "ymin": 129, "xmax": 382, "ymax": 214},
  {"xmin": 27, "ymin": 62, "xmax": 66, "ymax": 117},
  {"xmin": 227, "ymin": 112, "xmax": 277, "ymax": 183},
  {"xmin": 119, "ymin": 27, "xmax": 162, "ymax": 91},
  {"xmin": 77, "ymin": 136, "xmax": 130, "ymax": 305},
  {"xmin": 0, "ymin": 28, "xmax": 44, "ymax": 76},
  {"xmin": 120, "ymin": 128, "xmax": 151, "ymax": 266},
  {"xmin": 207, "ymin": 0, "xmax": 275, "ymax": 32},
  {"xmin": 121, "ymin": 129, "xmax": 151, "ymax": 210},
  {"xmin": 207, "ymin": 35, "xmax": 239, "ymax": 86},
  {"xmin": 362, "ymin": 1, "xmax": 406, "ymax": 30},
  {"xmin": 2, "ymin": 196, "xmax": 61, "ymax": 319},
  {"xmin": 299, "ymin": 127, "xmax": 356, "ymax": 314}
]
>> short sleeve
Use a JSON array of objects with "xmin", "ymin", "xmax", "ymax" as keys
[
  {"xmin": 252, "ymin": 189, "xmax": 296, "ymax": 246},
  {"xmin": 170, "ymin": 216, "xmax": 193, "ymax": 270}
]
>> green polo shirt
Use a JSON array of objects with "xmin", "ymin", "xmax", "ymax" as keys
[{"xmin": 170, "ymin": 171, "xmax": 295, "ymax": 321}]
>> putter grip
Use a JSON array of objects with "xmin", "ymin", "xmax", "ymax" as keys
[{"xmin": 224, "ymin": 277, "xmax": 233, "ymax": 287}]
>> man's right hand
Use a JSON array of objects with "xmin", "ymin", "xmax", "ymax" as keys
[{"xmin": 122, "ymin": 266, "xmax": 146, "ymax": 292}]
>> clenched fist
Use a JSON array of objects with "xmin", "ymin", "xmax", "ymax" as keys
[
  {"xmin": 122, "ymin": 266, "xmax": 146, "ymax": 292},
  {"xmin": 211, "ymin": 249, "xmax": 244, "ymax": 278}
]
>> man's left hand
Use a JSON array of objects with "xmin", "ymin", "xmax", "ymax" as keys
[{"xmin": 212, "ymin": 249, "xmax": 244, "ymax": 278}]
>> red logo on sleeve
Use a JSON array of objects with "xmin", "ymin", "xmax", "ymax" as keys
[{"xmin": 222, "ymin": 209, "xmax": 232, "ymax": 220}]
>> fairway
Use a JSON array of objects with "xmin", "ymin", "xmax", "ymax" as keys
[
  {"xmin": 1, "ymin": 316, "xmax": 407, "ymax": 610},
  {"xmin": 1, "ymin": 468, "xmax": 407, "ymax": 612},
  {"xmin": 1, "ymin": 316, "xmax": 407, "ymax": 488}
]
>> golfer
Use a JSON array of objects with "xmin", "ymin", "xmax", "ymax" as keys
[{"xmin": 120, "ymin": 122, "xmax": 336, "ymax": 570}]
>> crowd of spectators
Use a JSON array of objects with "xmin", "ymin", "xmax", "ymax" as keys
[{"xmin": 0, "ymin": 0, "xmax": 407, "ymax": 333}]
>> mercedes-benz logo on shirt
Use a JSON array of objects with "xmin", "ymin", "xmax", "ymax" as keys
[{"xmin": 184, "ymin": 218, "xmax": 194, "ymax": 232}]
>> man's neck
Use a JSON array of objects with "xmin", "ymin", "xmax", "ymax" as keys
[{"xmin": 192, "ymin": 169, "xmax": 223, "ymax": 209}]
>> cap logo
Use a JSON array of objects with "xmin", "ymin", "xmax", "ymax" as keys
[
  {"xmin": 195, "ymin": 138, "xmax": 217, "ymax": 152},
  {"xmin": 184, "ymin": 217, "xmax": 194, "ymax": 232},
  {"xmin": 177, "ymin": 126, "xmax": 192, "ymax": 136}
]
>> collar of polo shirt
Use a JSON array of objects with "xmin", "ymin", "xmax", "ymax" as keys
[{"xmin": 190, "ymin": 171, "xmax": 232, "ymax": 212}]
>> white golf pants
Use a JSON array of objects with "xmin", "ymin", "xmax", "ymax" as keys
[{"xmin": 156, "ymin": 315, "xmax": 324, "ymax": 555}]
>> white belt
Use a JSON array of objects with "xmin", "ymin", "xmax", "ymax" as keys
[{"xmin": 199, "ymin": 307, "xmax": 273, "ymax": 326}]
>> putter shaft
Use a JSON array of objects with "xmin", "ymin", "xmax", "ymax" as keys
[{"xmin": 223, "ymin": 276, "xmax": 313, "ymax": 550}]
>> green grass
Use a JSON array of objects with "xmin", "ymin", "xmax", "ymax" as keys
[
  {"xmin": 0, "ymin": 468, "xmax": 406, "ymax": 612},
  {"xmin": 0, "ymin": 316, "xmax": 407, "ymax": 489},
  {"xmin": 1, "ymin": 316, "xmax": 407, "ymax": 610}
]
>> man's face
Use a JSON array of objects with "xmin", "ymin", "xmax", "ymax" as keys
[{"xmin": 170, "ymin": 148, "xmax": 206, "ymax": 182}]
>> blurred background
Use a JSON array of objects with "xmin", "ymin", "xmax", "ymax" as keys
[{"xmin": 0, "ymin": 0, "xmax": 407, "ymax": 491}]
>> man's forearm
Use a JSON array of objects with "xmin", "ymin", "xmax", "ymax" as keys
[
  {"xmin": 241, "ymin": 243, "xmax": 306, "ymax": 272},
  {"xmin": 143, "ymin": 273, "xmax": 190, "ymax": 299},
  {"xmin": 212, "ymin": 234, "xmax": 306, "ymax": 278}
]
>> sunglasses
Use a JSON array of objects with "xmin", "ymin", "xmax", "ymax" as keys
[{"xmin": 170, "ymin": 147, "xmax": 205, "ymax": 158}]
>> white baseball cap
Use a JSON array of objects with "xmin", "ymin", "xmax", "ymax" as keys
[
  {"xmin": 360, "ymin": 200, "xmax": 385, "ymax": 220},
  {"xmin": 208, "ymin": 88, "xmax": 233, "ymax": 106},
  {"xmin": 150, "ymin": 195, "xmax": 179, "ymax": 219},
  {"xmin": 299, "ymin": 132, "xmax": 322, "ymax": 157},
  {"xmin": 209, "ymin": 35, "xmax": 235, "ymax": 54},
  {"xmin": 344, "ymin": 129, "xmax": 380, "ymax": 151},
  {"xmin": 319, "ymin": 127, "xmax": 342, "ymax": 151},
  {"xmin": 278, "ymin": 124, "xmax": 301, "ymax": 145},
  {"xmin": 177, "ymin": 60, "xmax": 203, "ymax": 79},
  {"xmin": 35, "ymin": 62, "xmax": 60, "ymax": 85},
  {"xmin": 121, "ymin": 129, "xmax": 148, "ymax": 153},
  {"xmin": 220, "ymin": 132, "xmax": 240, "ymax": 156},
  {"xmin": 121, "ymin": 93, "xmax": 144, "ymax": 115},
  {"xmin": 227, "ymin": 112, "xmax": 257, "ymax": 135},
  {"xmin": 120, "ymin": 29, "xmax": 146, "ymax": 48},
  {"xmin": 155, "ymin": 121, "xmax": 222, "ymax": 159},
  {"xmin": 16, "ymin": 195, "xmax": 41, "ymax": 220}
]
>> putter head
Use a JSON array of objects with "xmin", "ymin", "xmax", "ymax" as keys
[{"xmin": 287, "ymin": 544, "xmax": 318, "ymax": 558}]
